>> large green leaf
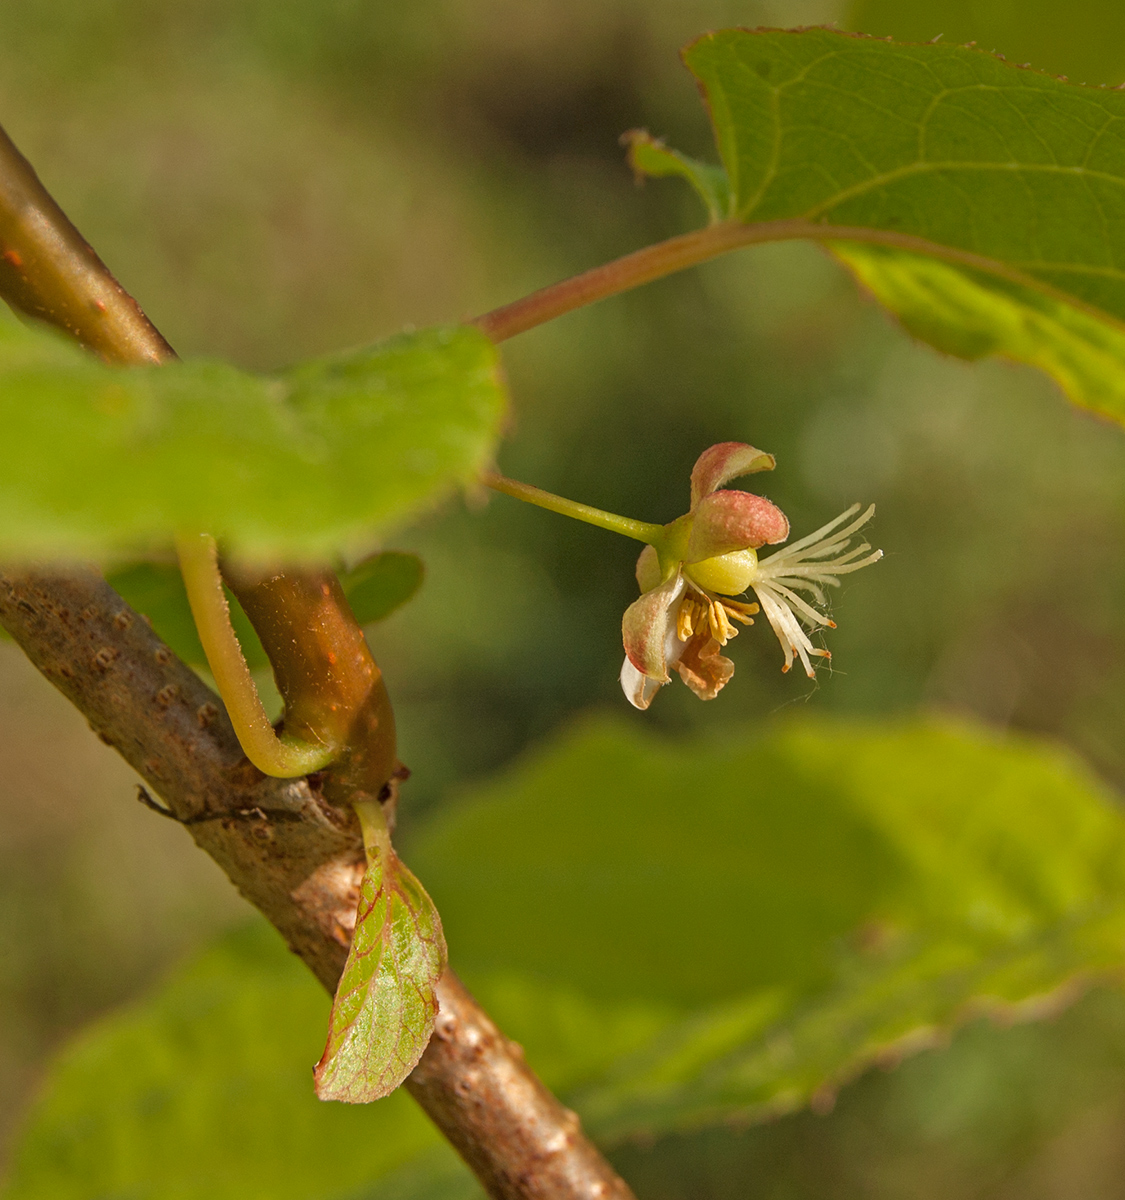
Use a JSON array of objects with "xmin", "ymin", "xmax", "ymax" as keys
[
  {"xmin": 8, "ymin": 717, "xmax": 1125, "ymax": 1197},
  {"xmin": 635, "ymin": 28, "xmax": 1125, "ymax": 424},
  {"xmin": 0, "ymin": 316, "xmax": 505, "ymax": 561},
  {"xmin": 414, "ymin": 717, "xmax": 1125, "ymax": 1138},
  {"xmin": 0, "ymin": 924, "xmax": 473, "ymax": 1200}
]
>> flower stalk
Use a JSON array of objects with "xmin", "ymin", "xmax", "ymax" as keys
[{"xmin": 483, "ymin": 472, "xmax": 664, "ymax": 544}]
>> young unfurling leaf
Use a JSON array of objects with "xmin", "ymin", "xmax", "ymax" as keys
[
  {"xmin": 314, "ymin": 800, "xmax": 447, "ymax": 1103},
  {"xmin": 621, "ymin": 129, "xmax": 732, "ymax": 225}
]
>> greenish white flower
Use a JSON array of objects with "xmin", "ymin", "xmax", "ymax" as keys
[{"xmin": 620, "ymin": 443, "xmax": 882, "ymax": 709}]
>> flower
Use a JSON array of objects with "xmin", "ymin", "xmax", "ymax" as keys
[{"xmin": 619, "ymin": 442, "xmax": 882, "ymax": 710}]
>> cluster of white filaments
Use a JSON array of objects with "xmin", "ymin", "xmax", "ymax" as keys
[{"xmin": 746, "ymin": 503, "xmax": 882, "ymax": 677}]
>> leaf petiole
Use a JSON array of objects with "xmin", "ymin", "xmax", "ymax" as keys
[
  {"xmin": 353, "ymin": 795, "xmax": 391, "ymax": 867},
  {"xmin": 175, "ymin": 532, "xmax": 338, "ymax": 778}
]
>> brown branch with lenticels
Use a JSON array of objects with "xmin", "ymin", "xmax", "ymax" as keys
[{"xmin": 0, "ymin": 121, "xmax": 635, "ymax": 1200}]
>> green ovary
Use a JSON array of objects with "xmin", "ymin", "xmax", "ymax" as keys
[{"xmin": 685, "ymin": 548, "xmax": 758, "ymax": 596}]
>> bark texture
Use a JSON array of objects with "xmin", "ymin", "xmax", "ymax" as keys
[
  {"xmin": 0, "ymin": 121, "xmax": 636, "ymax": 1199},
  {"xmin": 0, "ymin": 569, "xmax": 638, "ymax": 1200},
  {"xmin": 0, "ymin": 568, "xmax": 362, "ymax": 988},
  {"xmin": 414, "ymin": 975, "xmax": 635, "ymax": 1199}
]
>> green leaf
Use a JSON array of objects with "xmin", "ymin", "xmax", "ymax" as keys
[
  {"xmin": 636, "ymin": 28, "xmax": 1125, "ymax": 424},
  {"xmin": 0, "ymin": 923, "xmax": 476, "ymax": 1200},
  {"xmin": 105, "ymin": 561, "xmax": 270, "ymax": 670},
  {"xmin": 0, "ymin": 317, "xmax": 505, "ymax": 561},
  {"xmin": 100, "ymin": 552, "xmax": 422, "ymax": 671},
  {"xmin": 340, "ymin": 551, "xmax": 425, "ymax": 625},
  {"xmin": 829, "ymin": 242, "xmax": 1125, "ymax": 416},
  {"xmin": 410, "ymin": 716, "xmax": 1125, "ymax": 1139},
  {"xmin": 12, "ymin": 717, "xmax": 1125, "ymax": 1195},
  {"xmin": 314, "ymin": 838, "xmax": 447, "ymax": 1104},
  {"xmin": 622, "ymin": 129, "xmax": 732, "ymax": 224}
]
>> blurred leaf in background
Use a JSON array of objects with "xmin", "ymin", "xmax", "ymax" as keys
[
  {"xmin": 7, "ymin": 716, "xmax": 1125, "ymax": 1199},
  {"xmin": 846, "ymin": 0, "xmax": 1125, "ymax": 85},
  {"xmin": 0, "ymin": 925, "xmax": 456, "ymax": 1200},
  {"xmin": 97, "ymin": 551, "xmax": 424, "ymax": 673},
  {"xmin": 340, "ymin": 552, "xmax": 426, "ymax": 627},
  {"xmin": 104, "ymin": 561, "xmax": 266, "ymax": 670}
]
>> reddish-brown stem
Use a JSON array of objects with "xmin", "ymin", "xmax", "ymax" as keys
[
  {"xmin": 472, "ymin": 216, "xmax": 1111, "ymax": 343},
  {"xmin": 221, "ymin": 564, "xmax": 398, "ymax": 807},
  {"xmin": 0, "ymin": 124, "xmax": 174, "ymax": 364},
  {"xmin": 0, "ymin": 121, "xmax": 635, "ymax": 1200},
  {"xmin": 474, "ymin": 222, "xmax": 757, "ymax": 341}
]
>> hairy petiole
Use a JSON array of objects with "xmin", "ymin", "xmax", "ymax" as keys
[{"xmin": 175, "ymin": 532, "xmax": 339, "ymax": 778}]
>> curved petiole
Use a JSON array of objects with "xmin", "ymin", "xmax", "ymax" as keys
[{"xmin": 175, "ymin": 532, "xmax": 339, "ymax": 778}]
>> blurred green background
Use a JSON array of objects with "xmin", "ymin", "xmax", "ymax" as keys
[{"xmin": 2, "ymin": 0, "xmax": 1125, "ymax": 1195}]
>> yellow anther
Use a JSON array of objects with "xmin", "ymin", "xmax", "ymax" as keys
[
  {"xmin": 676, "ymin": 599, "xmax": 697, "ymax": 642},
  {"xmin": 724, "ymin": 599, "xmax": 759, "ymax": 622},
  {"xmin": 707, "ymin": 601, "xmax": 723, "ymax": 643},
  {"xmin": 716, "ymin": 602, "xmax": 740, "ymax": 643},
  {"xmin": 704, "ymin": 599, "xmax": 737, "ymax": 646}
]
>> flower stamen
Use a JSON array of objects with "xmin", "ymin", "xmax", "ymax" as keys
[
  {"xmin": 676, "ymin": 597, "xmax": 700, "ymax": 641},
  {"xmin": 747, "ymin": 503, "xmax": 881, "ymax": 678},
  {"xmin": 674, "ymin": 591, "xmax": 759, "ymax": 650}
]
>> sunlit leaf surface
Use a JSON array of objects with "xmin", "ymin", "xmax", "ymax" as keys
[
  {"xmin": 0, "ymin": 317, "xmax": 505, "ymax": 561},
  {"xmin": 637, "ymin": 28, "xmax": 1125, "ymax": 424}
]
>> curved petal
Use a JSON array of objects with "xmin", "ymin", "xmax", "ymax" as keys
[
  {"xmin": 686, "ymin": 490, "xmax": 789, "ymax": 560},
  {"xmin": 621, "ymin": 571, "xmax": 685, "ymax": 681},
  {"xmin": 673, "ymin": 632, "xmax": 735, "ymax": 700},
  {"xmin": 690, "ymin": 442, "xmax": 775, "ymax": 508},
  {"xmin": 620, "ymin": 656, "xmax": 665, "ymax": 710}
]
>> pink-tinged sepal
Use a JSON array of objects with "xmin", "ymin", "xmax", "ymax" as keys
[
  {"xmin": 686, "ymin": 490, "xmax": 790, "ymax": 561},
  {"xmin": 690, "ymin": 442, "xmax": 775, "ymax": 508},
  {"xmin": 634, "ymin": 543, "xmax": 663, "ymax": 592},
  {"xmin": 621, "ymin": 571, "xmax": 685, "ymax": 681}
]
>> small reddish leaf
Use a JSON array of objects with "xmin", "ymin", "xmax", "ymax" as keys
[{"xmin": 314, "ymin": 831, "xmax": 446, "ymax": 1103}]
